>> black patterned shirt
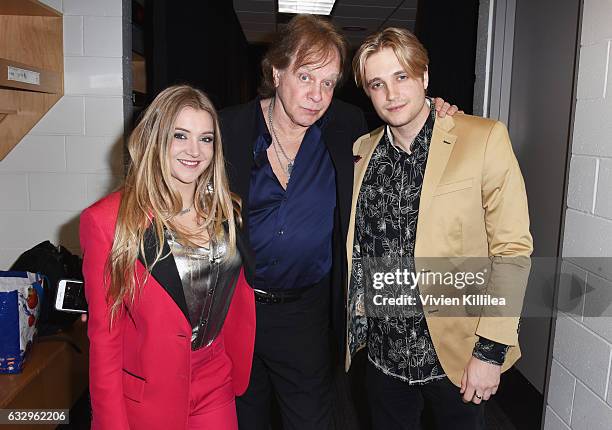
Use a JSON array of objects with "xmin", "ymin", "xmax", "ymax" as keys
[{"xmin": 354, "ymin": 102, "xmax": 507, "ymax": 385}]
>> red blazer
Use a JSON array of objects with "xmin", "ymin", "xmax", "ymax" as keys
[{"xmin": 80, "ymin": 192, "xmax": 255, "ymax": 430}]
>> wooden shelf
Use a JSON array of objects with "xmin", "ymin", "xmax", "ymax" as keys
[
  {"xmin": 0, "ymin": 108, "xmax": 17, "ymax": 126},
  {"xmin": 0, "ymin": 0, "xmax": 63, "ymax": 161},
  {"xmin": 0, "ymin": 0, "xmax": 60, "ymax": 17},
  {"xmin": 0, "ymin": 58, "xmax": 62, "ymax": 94},
  {"xmin": 0, "ymin": 322, "xmax": 89, "ymax": 430}
]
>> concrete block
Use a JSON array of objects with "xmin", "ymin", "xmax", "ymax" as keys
[
  {"xmin": 583, "ymin": 272, "xmax": 612, "ymax": 342},
  {"xmin": 563, "ymin": 209, "xmax": 612, "ymax": 257},
  {"xmin": 66, "ymin": 136, "xmax": 122, "ymax": 173},
  {"xmin": 567, "ymin": 156, "xmax": 598, "ymax": 212},
  {"xmin": 572, "ymin": 99, "xmax": 612, "ymax": 157},
  {"xmin": 553, "ymin": 314, "xmax": 611, "ymax": 397},
  {"xmin": 576, "ymin": 42, "xmax": 609, "ymax": 99},
  {"xmin": 0, "ymin": 135, "xmax": 65, "ymax": 172},
  {"xmin": 63, "ymin": 16, "xmax": 84, "ymax": 56},
  {"xmin": 84, "ymin": 97, "xmax": 124, "ymax": 137},
  {"xmin": 544, "ymin": 406, "xmax": 571, "ymax": 430},
  {"xmin": 63, "ymin": 0, "xmax": 122, "ymax": 17},
  {"xmin": 571, "ymin": 380, "xmax": 612, "ymax": 429},
  {"xmin": 0, "ymin": 174, "xmax": 28, "ymax": 211},
  {"xmin": 29, "ymin": 173, "xmax": 88, "ymax": 211},
  {"xmin": 557, "ymin": 260, "xmax": 587, "ymax": 322},
  {"xmin": 65, "ymin": 57, "xmax": 123, "ymax": 96},
  {"xmin": 0, "ymin": 211, "xmax": 80, "ymax": 249},
  {"xmin": 581, "ymin": 0, "xmax": 612, "ymax": 45},
  {"xmin": 594, "ymin": 159, "xmax": 612, "ymax": 220},
  {"xmin": 84, "ymin": 16, "xmax": 123, "ymax": 57},
  {"xmin": 547, "ymin": 359, "xmax": 576, "ymax": 424},
  {"xmin": 86, "ymin": 174, "xmax": 122, "ymax": 206}
]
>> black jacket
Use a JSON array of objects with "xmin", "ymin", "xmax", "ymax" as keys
[{"xmin": 219, "ymin": 97, "xmax": 367, "ymax": 356}]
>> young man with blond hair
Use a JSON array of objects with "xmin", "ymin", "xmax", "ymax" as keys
[{"xmin": 346, "ymin": 27, "xmax": 532, "ymax": 429}]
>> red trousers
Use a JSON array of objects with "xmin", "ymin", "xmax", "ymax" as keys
[{"xmin": 187, "ymin": 335, "xmax": 237, "ymax": 429}]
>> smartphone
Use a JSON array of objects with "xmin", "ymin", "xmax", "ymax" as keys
[{"xmin": 55, "ymin": 279, "xmax": 88, "ymax": 313}]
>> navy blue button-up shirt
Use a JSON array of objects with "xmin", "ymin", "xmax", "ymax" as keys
[{"xmin": 248, "ymin": 102, "xmax": 336, "ymax": 290}]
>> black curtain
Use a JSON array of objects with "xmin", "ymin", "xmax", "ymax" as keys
[
  {"xmin": 145, "ymin": 0, "xmax": 256, "ymax": 109},
  {"xmin": 415, "ymin": 0, "xmax": 480, "ymax": 114}
]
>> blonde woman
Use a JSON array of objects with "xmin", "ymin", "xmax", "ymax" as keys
[{"xmin": 80, "ymin": 85, "xmax": 255, "ymax": 430}]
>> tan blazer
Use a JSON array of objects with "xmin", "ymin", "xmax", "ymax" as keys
[{"xmin": 345, "ymin": 114, "xmax": 533, "ymax": 387}]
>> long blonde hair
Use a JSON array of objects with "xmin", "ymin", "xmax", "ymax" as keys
[{"xmin": 106, "ymin": 84, "xmax": 239, "ymax": 318}]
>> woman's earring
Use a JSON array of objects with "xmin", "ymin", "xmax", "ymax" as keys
[{"xmin": 206, "ymin": 181, "xmax": 214, "ymax": 194}]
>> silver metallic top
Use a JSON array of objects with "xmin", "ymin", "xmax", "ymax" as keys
[{"xmin": 166, "ymin": 229, "xmax": 242, "ymax": 350}]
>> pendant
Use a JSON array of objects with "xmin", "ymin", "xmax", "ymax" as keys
[{"xmin": 287, "ymin": 162, "xmax": 294, "ymax": 176}]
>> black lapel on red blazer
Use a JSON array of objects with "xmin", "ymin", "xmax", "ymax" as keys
[{"xmin": 138, "ymin": 224, "xmax": 190, "ymax": 323}]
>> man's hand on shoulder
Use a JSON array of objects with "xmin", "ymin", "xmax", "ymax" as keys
[
  {"xmin": 434, "ymin": 97, "xmax": 461, "ymax": 117},
  {"xmin": 460, "ymin": 356, "xmax": 501, "ymax": 404}
]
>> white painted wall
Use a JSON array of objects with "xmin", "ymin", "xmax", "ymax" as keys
[
  {"xmin": 0, "ymin": 0, "xmax": 125, "ymax": 268},
  {"xmin": 544, "ymin": 1, "xmax": 612, "ymax": 428}
]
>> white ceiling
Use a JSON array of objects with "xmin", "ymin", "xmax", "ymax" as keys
[{"xmin": 233, "ymin": 0, "xmax": 418, "ymax": 46}]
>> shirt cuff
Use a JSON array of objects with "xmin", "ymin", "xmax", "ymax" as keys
[{"xmin": 472, "ymin": 336, "xmax": 509, "ymax": 366}]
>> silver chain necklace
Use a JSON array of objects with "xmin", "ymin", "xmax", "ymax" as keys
[
  {"xmin": 179, "ymin": 204, "xmax": 193, "ymax": 215},
  {"xmin": 267, "ymin": 97, "xmax": 295, "ymax": 178}
]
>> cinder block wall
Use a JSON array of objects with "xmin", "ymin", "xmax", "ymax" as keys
[
  {"xmin": 545, "ymin": 0, "xmax": 612, "ymax": 429},
  {"xmin": 0, "ymin": 0, "xmax": 126, "ymax": 267}
]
